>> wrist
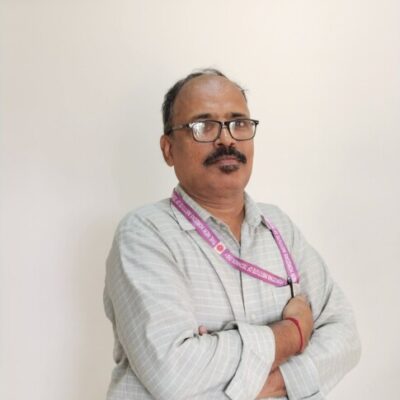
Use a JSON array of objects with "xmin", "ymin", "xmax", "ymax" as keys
[{"xmin": 284, "ymin": 317, "xmax": 304, "ymax": 353}]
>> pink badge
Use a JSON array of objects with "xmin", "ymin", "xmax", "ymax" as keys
[{"xmin": 215, "ymin": 243, "xmax": 225, "ymax": 254}]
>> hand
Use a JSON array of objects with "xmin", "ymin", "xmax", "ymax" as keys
[
  {"xmin": 282, "ymin": 295, "xmax": 313, "ymax": 349},
  {"xmin": 256, "ymin": 368, "xmax": 287, "ymax": 399}
]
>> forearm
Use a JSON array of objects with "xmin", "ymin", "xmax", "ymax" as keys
[
  {"xmin": 254, "ymin": 291, "xmax": 315, "ymax": 399},
  {"xmin": 279, "ymin": 285, "xmax": 361, "ymax": 399},
  {"xmin": 302, "ymin": 286, "xmax": 361, "ymax": 393},
  {"xmin": 256, "ymin": 314, "xmax": 311, "ymax": 399},
  {"xmin": 116, "ymin": 318, "xmax": 277, "ymax": 400},
  {"xmin": 199, "ymin": 315, "xmax": 305, "ymax": 400},
  {"xmin": 270, "ymin": 319, "xmax": 302, "ymax": 370}
]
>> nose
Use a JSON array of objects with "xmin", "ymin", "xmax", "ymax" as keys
[{"xmin": 215, "ymin": 125, "xmax": 236, "ymax": 147}]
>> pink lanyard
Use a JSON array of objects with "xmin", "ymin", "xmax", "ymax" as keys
[{"xmin": 171, "ymin": 190, "xmax": 300, "ymax": 287}]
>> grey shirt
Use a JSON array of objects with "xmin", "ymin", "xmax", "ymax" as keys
[{"xmin": 104, "ymin": 186, "xmax": 360, "ymax": 399}]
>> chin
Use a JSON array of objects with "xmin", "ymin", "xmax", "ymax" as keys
[{"xmin": 212, "ymin": 170, "xmax": 251, "ymax": 193}]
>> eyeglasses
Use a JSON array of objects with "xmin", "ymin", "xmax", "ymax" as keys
[{"xmin": 168, "ymin": 118, "xmax": 259, "ymax": 143}]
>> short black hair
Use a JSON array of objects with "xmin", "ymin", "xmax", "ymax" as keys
[{"xmin": 162, "ymin": 68, "xmax": 247, "ymax": 134}]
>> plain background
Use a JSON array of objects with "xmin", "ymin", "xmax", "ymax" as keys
[{"xmin": 1, "ymin": 1, "xmax": 399, "ymax": 399}]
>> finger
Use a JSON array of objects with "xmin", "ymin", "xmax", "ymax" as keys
[
  {"xmin": 295, "ymin": 294, "xmax": 309, "ymax": 303},
  {"xmin": 198, "ymin": 325, "xmax": 208, "ymax": 335}
]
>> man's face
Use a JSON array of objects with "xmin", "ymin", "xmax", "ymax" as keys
[{"xmin": 160, "ymin": 75, "xmax": 254, "ymax": 198}]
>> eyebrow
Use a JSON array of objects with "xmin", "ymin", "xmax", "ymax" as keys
[{"xmin": 190, "ymin": 112, "xmax": 248, "ymax": 121}]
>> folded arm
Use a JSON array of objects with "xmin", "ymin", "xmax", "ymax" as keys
[
  {"xmin": 105, "ymin": 220, "xmax": 316, "ymax": 400},
  {"xmin": 276, "ymin": 215, "xmax": 361, "ymax": 399},
  {"xmin": 105, "ymin": 224, "xmax": 279, "ymax": 400}
]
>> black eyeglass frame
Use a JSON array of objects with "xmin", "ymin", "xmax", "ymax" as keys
[{"xmin": 167, "ymin": 118, "xmax": 259, "ymax": 143}]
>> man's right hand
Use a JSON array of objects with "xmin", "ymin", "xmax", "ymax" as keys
[
  {"xmin": 257, "ymin": 296, "xmax": 314, "ymax": 399},
  {"xmin": 282, "ymin": 294, "xmax": 314, "ymax": 349}
]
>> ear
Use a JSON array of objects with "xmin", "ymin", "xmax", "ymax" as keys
[{"xmin": 160, "ymin": 134, "xmax": 174, "ymax": 166}]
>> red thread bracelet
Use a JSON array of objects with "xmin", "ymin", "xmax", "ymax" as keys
[{"xmin": 285, "ymin": 317, "xmax": 304, "ymax": 354}]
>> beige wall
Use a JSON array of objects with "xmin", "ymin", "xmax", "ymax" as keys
[{"xmin": 1, "ymin": 1, "xmax": 399, "ymax": 399}]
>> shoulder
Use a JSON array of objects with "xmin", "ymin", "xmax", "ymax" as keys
[
  {"xmin": 255, "ymin": 202, "xmax": 298, "ymax": 247},
  {"xmin": 257, "ymin": 202, "xmax": 294, "ymax": 229},
  {"xmin": 115, "ymin": 198, "xmax": 178, "ymax": 239}
]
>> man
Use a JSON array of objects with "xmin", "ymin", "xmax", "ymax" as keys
[{"xmin": 104, "ymin": 69, "xmax": 361, "ymax": 399}]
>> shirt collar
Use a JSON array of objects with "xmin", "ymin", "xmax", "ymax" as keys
[
  {"xmin": 243, "ymin": 192, "xmax": 264, "ymax": 228},
  {"xmin": 170, "ymin": 184, "xmax": 264, "ymax": 232}
]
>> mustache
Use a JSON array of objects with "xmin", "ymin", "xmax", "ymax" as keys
[{"xmin": 203, "ymin": 146, "xmax": 247, "ymax": 166}]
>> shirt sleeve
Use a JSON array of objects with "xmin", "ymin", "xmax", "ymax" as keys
[
  {"xmin": 278, "ymin": 215, "xmax": 361, "ymax": 399},
  {"xmin": 104, "ymin": 215, "xmax": 276, "ymax": 400}
]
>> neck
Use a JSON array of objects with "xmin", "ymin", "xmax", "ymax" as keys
[{"xmin": 180, "ymin": 185, "xmax": 245, "ymax": 241}]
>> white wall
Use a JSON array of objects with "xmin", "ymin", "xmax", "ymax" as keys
[{"xmin": 1, "ymin": 1, "xmax": 399, "ymax": 399}]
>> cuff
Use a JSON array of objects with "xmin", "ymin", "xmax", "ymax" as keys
[
  {"xmin": 279, "ymin": 353, "xmax": 323, "ymax": 400},
  {"xmin": 225, "ymin": 322, "xmax": 275, "ymax": 400}
]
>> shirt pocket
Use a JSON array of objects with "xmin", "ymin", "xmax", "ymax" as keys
[{"xmin": 190, "ymin": 283, "xmax": 236, "ymax": 332}]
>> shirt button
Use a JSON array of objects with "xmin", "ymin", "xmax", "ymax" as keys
[{"xmin": 251, "ymin": 313, "xmax": 257, "ymax": 321}]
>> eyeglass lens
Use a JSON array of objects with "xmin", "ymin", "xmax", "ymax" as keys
[{"xmin": 192, "ymin": 120, "xmax": 256, "ymax": 142}]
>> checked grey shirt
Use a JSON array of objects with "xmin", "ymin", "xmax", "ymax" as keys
[{"xmin": 104, "ymin": 186, "xmax": 360, "ymax": 400}]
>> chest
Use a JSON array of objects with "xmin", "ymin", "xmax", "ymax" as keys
[{"xmin": 171, "ymin": 223, "xmax": 297, "ymax": 332}]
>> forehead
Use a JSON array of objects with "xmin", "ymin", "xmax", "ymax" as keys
[{"xmin": 172, "ymin": 75, "xmax": 249, "ymax": 121}]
